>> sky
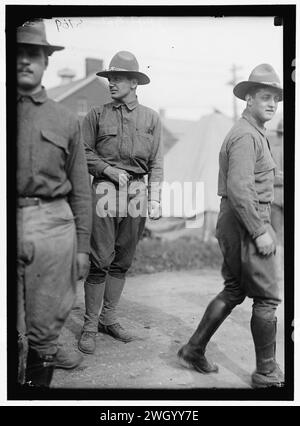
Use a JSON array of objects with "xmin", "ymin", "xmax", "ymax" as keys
[{"xmin": 42, "ymin": 16, "xmax": 283, "ymax": 122}]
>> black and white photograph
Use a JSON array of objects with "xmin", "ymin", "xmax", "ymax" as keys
[{"xmin": 3, "ymin": 1, "xmax": 298, "ymax": 409}]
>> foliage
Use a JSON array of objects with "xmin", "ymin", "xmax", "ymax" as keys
[{"xmin": 128, "ymin": 235, "xmax": 223, "ymax": 276}]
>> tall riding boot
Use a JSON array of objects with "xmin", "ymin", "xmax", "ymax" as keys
[
  {"xmin": 178, "ymin": 296, "xmax": 232, "ymax": 373},
  {"xmin": 78, "ymin": 281, "xmax": 105, "ymax": 354},
  {"xmin": 24, "ymin": 347, "xmax": 55, "ymax": 388},
  {"xmin": 251, "ymin": 315, "xmax": 284, "ymax": 388},
  {"xmin": 98, "ymin": 275, "xmax": 137, "ymax": 342}
]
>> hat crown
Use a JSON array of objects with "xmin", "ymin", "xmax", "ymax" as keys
[
  {"xmin": 17, "ymin": 20, "xmax": 64, "ymax": 54},
  {"xmin": 109, "ymin": 51, "xmax": 139, "ymax": 72},
  {"xmin": 17, "ymin": 20, "xmax": 48, "ymax": 45},
  {"xmin": 248, "ymin": 63, "xmax": 281, "ymax": 86}
]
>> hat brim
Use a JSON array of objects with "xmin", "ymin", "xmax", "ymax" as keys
[
  {"xmin": 18, "ymin": 41, "xmax": 65, "ymax": 56},
  {"xmin": 96, "ymin": 70, "xmax": 150, "ymax": 85},
  {"xmin": 233, "ymin": 81, "xmax": 283, "ymax": 102}
]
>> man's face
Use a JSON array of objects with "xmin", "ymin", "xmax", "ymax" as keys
[
  {"xmin": 247, "ymin": 88, "xmax": 280, "ymax": 124},
  {"xmin": 17, "ymin": 44, "xmax": 48, "ymax": 93},
  {"xmin": 108, "ymin": 73, "xmax": 136, "ymax": 102}
]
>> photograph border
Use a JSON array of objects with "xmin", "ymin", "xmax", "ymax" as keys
[{"xmin": 6, "ymin": 3, "xmax": 295, "ymax": 402}]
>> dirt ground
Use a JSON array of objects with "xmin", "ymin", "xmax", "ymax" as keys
[{"xmin": 52, "ymin": 261, "xmax": 284, "ymax": 390}]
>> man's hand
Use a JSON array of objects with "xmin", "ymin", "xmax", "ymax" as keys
[
  {"xmin": 148, "ymin": 200, "xmax": 161, "ymax": 220},
  {"xmin": 254, "ymin": 231, "xmax": 276, "ymax": 256},
  {"xmin": 103, "ymin": 166, "xmax": 129, "ymax": 186},
  {"xmin": 77, "ymin": 253, "xmax": 90, "ymax": 281}
]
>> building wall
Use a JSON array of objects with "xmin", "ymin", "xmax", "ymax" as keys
[{"xmin": 61, "ymin": 79, "xmax": 111, "ymax": 119}]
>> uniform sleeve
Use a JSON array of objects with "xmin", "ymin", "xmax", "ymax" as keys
[
  {"xmin": 82, "ymin": 107, "xmax": 110, "ymax": 177},
  {"xmin": 274, "ymin": 169, "xmax": 283, "ymax": 187},
  {"xmin": 147, "ymin": 113, "xmax": 164, "ymax": 202},
  {"xmin": 66, "ymin": 118, "xmax": 92, "ymax": 253},
  {"xmin": 227, "ymin": 134, "xmax": 266, "ymax": 239}
]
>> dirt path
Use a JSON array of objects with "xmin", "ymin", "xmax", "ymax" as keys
[{"xmin": 52, "ymin": 268, "xmax": 284, "ymax": 390}]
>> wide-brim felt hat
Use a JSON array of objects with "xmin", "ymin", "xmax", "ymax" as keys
[
  {"xmin": 17, "ymin": 20, "xmax": 64, "ymax": 56},
  {"xmin": 96, "ymin": 51, "xmax": 150, "ymax": 85},
  {"xmin": 233, "ymin": 63, "xmax": 283, "ymax": 101}
]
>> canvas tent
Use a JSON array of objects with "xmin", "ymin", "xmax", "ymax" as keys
[{"xmin": 147, "ymin": 111, "xmax": 234, "ymax": 240}]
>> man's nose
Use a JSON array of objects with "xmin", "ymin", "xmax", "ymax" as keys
[
  {"xmin": 18, "ymin": 52, "xmax": 30, "ymax": 64},
  {"xmin": 268, "ymin": 97, "xmax": 277, "ymax": 108}
]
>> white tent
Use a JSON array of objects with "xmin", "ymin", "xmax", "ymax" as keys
[{"xmin": 148, "ymin": 111, "xmax": 234, "ymax": 240}]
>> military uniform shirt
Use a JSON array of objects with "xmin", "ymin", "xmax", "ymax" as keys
[
  {"xmin": 82, "ymin": 97, "xmax": 163, "ymax": 201},
  {"xmin": 218, "ymin": 108, "xmax": 277, "ymax": 239},
  {"xmin": 17, "ymin": 87, "xmax": 91, "ymax": 253}
]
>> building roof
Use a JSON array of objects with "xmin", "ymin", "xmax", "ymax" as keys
[{"xmin": 47, "ymin": 74, "xmax": 107, "ymax": 102}]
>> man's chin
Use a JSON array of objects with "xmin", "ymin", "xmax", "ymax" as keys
[
  {"xmin": 264, "ymin": 113, "xmax": 275, "ymax": 122},
  {"xmin": 110, "ymin": 93, "xmax": 120, "ymax": 100},
  {"xmin": 18, "ymin": 79, "xmax": 40, "ymax": 92}
]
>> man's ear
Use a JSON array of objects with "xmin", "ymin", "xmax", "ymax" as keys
[
  {"xmin": 245, "ymin": 93, "xmax": 253, "ymax": 106},
  {"xmin": 131, "ymin": 78, "xmax": 138, "ymax": 90}
]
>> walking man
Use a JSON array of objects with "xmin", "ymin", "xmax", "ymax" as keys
[
  {"xmin": 78, "ymin": 51, "xmax": 163, "ymax": 354},
  {"xmin": 177, "ymin": 64, "xmax": 284, "ymax": 388},
  {"xmin": 17, "ymin": 20, "xmax": 91, "ymax": 388}
]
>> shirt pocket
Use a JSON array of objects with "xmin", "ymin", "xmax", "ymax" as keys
[
  {"xmin": 37, "ymin": 129, "xmax": 69, "ymax": 179},
  {"xmin": 134, "ymin": 128, "xmax": 153, "ymax": 160},
  {"xmin": 255, "ymin": 144, "xmax": 276, "ymax": 174},
  {"xmin": 96, "ymin": 125, "xmax": 118, "ymax": 156}
]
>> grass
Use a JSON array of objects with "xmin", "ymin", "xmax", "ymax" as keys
[{"xmin": 128, "ymin": 235, "xmax": 223, "ymax": 276}]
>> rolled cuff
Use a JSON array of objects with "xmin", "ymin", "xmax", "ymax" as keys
[
  {"xmin": 148, "ymin": 181, "xmax": 161, "ymax": 202},
  {"xmin": 252, "ymin": 224, "xmax": 267, "ymax": 240},
  {"xmin": 94, "ymin": 162, "xmax": 110, "ymax": 177},
  {"xmin": 77, "ymin": 232, "xmax": 91, "ymax": 254}
]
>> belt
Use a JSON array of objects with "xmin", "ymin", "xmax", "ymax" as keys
[
  {"xmin": 258, "ymin": 200, "xmax": 271, "ymax": 205},
  {"xmin": 222, "ymin": 196, "xmax": 270, "ymax": 206},
  {"xmin": 18, "ymin": 197, "xmax": 57, "ymax": 208},
  {"xmin": 127, "ymin": 173, "xmax": 145, "ymax": 182}
]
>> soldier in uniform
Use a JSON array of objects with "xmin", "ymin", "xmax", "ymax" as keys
[
  {"xmin": 78, "ymin": 51, "xmax": 163, "ymax": 354},
  {"xmin": 177, "ymin": 64, "xmax": 284, "ymax": 388},
  {"xmin": 17, "ymin": 20, "xmax": 91, "ymax": 387}
]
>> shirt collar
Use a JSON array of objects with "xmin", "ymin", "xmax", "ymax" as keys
[
  {"xmin": 17, "ymin": 87, "xmax": 48, "ymax": 104},
  {"xmin": 113, "ymin": 96, "xmax": 139, "ymax": 111},
  {"xmin": 242, "ymin": 108, "xmax": 266, "ymax": 136}
]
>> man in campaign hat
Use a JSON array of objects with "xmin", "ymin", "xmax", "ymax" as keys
[
  {"xmin": 78, "ymin": 51, "xmax": 163, "ymax": 354},
  {"xmin": 177, "ymin": 64, "xmax": 284, "ymax": 388},
  {"xmin": 17, "ymin": 20, "xmax": 91, "ymax": 388}
]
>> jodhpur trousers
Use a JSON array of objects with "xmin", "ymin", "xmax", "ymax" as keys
[
  {"xmin": 17, "ymin": 199, "xmax": 77, "ymax": 360},
  {"xmin": 216, "ymin": 198, "xmax": 281, "ymax": 320},
  {"xmin": 88, "ymin": 179, "xmax": 147, "ymax": 284}
]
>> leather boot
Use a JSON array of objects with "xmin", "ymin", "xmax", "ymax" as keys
[
  {"xmin": 99, "ymin": 275, "xmax": 125, "ymax": 326},
  {"xmin": 251, "ymin": 315, "xmax": 284, "ymax": 388},
  {"xmin": 177, "ymin": 296, "xmax": 232, "ymax": 373},
  {"xmin": 98, "ymin": 275, "xmax": 138, "ymax": 342},
  {"xmin": 78, "ymin": 281, "xmax": 105, "ymax": 354},
  {"xmin": 54, "ymin": 346, "xmax": 83, "ymax": 369},
  {"xmin": 24, "ymin": 347, "xmax": 54, "ymax": 388}
]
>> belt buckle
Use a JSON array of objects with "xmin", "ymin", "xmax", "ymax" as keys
[
  {"xmin": 27, "ymin": 197, "xmax": 41, "ymax": 206},
  {"xmin": 29, "ymin": 197, "xmax": 41, "ymax": 205}
]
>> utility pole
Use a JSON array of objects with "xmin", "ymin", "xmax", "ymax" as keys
[{"xmin": 227, "ymin": 64, "xmax": 242, "ymax": 122}]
